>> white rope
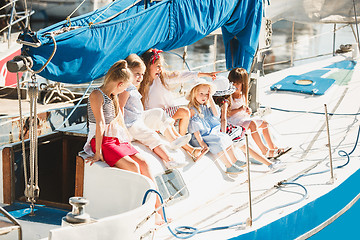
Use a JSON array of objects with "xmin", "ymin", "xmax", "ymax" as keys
[
  {"xmin": 66, "ymin": 0, "xmax": 87, "ymax": 25},
  {"xmin": 16, "ymin": 72, "xmax": 28, "ymax": 190},
  {"xmin": 88, "ymin": 0, "xmax": 119, "ymax": 26},
  {"xmin": 91, "ymin": 0, "xmax": 142, "ymax": 26}
]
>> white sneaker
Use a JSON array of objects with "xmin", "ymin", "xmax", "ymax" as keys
[
  {"xmin": 268, "ymin": 161, "xmax": 285, "ymax": 173},
  {"xmin": 169, "ymin": 134, "xmax": 191, "ymax": 149},
  {"xmin": 164, "ymin": 160, "xmax": 187, "ymax": 169}
]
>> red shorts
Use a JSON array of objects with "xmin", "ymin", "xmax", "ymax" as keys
[
  {"xmin": 164, "ymin": 106, "xmax": 180, "ymax": 118},
  {"xmin": 90, "ymin": 137, "xmax": 139, "ymax": 167}
]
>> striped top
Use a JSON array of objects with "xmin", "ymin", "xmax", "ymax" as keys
[{"xmin": 87, "ymin": 88, "xmax": 116, "ymax": 124}]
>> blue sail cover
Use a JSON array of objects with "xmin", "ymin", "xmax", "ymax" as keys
[{"xmin": 20, "ymin": 0, "xmax": 262, "ymax": 84}]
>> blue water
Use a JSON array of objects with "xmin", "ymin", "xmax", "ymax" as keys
[{"xmin": 310, "ymin": 198, "xmax": 360, "ymax": 239}]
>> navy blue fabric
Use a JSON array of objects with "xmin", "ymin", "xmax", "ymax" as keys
[{"xmin": 20, "ymin": 0, "xmax": 262, "ymax": 83}]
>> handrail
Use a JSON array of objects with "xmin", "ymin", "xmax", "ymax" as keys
[
  {"xmin": 0, "ymin": 206, "xmax": 22, "ymax": 240},
  {"xmin": 0, "ymin": 10, "xmax": 35, "ymax": 33},
  {"xmin": 0, "ymin": 0, "xmax": 19, "ymax": 12}
]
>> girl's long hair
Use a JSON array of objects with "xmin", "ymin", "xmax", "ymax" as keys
[
  {"xmin": 187, "ymin": 84, "xmax": 213, "ymax": 114},
  {"xmin": 103, "ymin": 60, "xmax": 131, "ymax": 128},
  {"xmin": 139, "ymin": 48, "xmax": 169, "ymax": 106},
  {"xmin": 228, "ymin": 68, "xmax": 249, "ymax": 105}
]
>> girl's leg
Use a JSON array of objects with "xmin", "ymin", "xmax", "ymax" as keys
[
  {"xmin": 217, "ymin": 150, "xmax": 233, "ymax": 168},
  {"xmin": 153, "ymin": 145, "xmax": 173, "ymax": 163},
  {"xmin": 163, "ymin": 125, "xmax": 181, "ymax": 142},
  {"xmin": 259, "ymin": 121, "xmax": 277, "ymax": 150},
  {"xmin": 225, "ymin": 145, "xmax": 241, "ymax": 165},
  {"xmin": 248, "ymin": 121, "xmax": 269, "ymax": 155},
  {"xmin": 130, "ymin": 153, "xmax": 166, "ymax": 225},
  {"xmin": 171, "ymin": 107, "xmax": 190, "ymax": 135},
  {"xmin": 239, "ymin": 145, "xmax": 271, "ymax": 166},
  {"xmin": 113, "ymin": 156, "xmax": 141, "ymax": 173}
]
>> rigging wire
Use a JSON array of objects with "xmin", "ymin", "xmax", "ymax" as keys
[{"xmin": 55, "ymin": 80, "xmax": 94, "ymax": 131}]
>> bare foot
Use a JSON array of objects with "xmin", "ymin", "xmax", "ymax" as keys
[{"xmin": 155, "ymin": 213, "xmax": 172, "ymax": 225}]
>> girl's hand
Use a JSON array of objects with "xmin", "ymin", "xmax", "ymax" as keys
[
  {"xmin": 245, "ymin": 106, "xmax": 252, "ymax": 115},
  {"xmin": 86, "ymin": 153, "xmax": 104, "ymax": 166},
  {"xmin": 238, "ymin": 105, "xmax": 246, "ymax": 111},
  {"xmin": 199, "ymin": 71, "xmax": 221, "ymax": 80},
  {"xmin": 199, "ymin": 141, "xmax": 208, "ymax": 149}
]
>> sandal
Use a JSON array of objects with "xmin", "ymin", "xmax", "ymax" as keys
[
  {"xmin": 265, "ymin": 149, "xmax": 282, "ymax": 160},
  {"xmin": 265, "ymin": 147, "xmax": 292, "ymax": 160},
  {"xmin": 190, "ymin": 147, "xmax": 209, "ymax": 162},
  {"xmin": 273, "ymin": 147, "xmax": 292, "ymax": 159}
]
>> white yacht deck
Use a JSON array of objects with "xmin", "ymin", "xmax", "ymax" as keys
[{"xmin": 152, "ymin": 54, "xmax": 360, "ymax": 239}]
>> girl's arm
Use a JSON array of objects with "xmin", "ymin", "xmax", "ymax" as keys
[
  {"xmin": 220, "ymin": 102, "xmax": 228, "ymax": 132},
  {"xmin": 208, "ymin": 96, "xmax": 219, "ymax": 117},
  {"xmin": 168, "ymin": 71, "xmax": 220, "ymax": 84},
  {"xmin": 194, "ymin": 131, "xmax": 208, "ymax": 149},
  {"xmin": 198, "ymin": 71, "xmax": 221, "ymax": 80},
  {"xmin": 118, "ymin": 90, "xmax": 130, "ymax": 114},
  {"xmin": 87, "ymin": 91, "xmax": 106, "ymax": 165},
  {"xmin": 228, "ymin": 106, "xmax": 246, "ymax": 117}
]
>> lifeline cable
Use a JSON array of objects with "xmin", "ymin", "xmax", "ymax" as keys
[
  {"xmin": 142, "ymin": 182, "xmax": 307, "ymax": 239},
  {"xmin": 292, "ymin": 125, "xmax": 359, "ymax": 182},
  {"xmin": 260, "ymin": 106, "xmax": 360, "ymax": 116}
]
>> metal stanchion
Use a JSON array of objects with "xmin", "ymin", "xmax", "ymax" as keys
[
  {"xmin": 324, "ymin": 104, "xmax": 335, "ymax": 184},
  {"xmin": 245, "ymin": 134, "xmax": 253, "ymax": 227}
]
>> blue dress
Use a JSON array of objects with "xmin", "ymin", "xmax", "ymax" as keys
[{"xmin": 188, "ymin": 105, "xmax": 232, "ymax": 154}]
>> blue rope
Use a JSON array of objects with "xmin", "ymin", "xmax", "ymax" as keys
[{"xmin": 142, "ymin": 182, "xmax": 307, "ymax": 239}]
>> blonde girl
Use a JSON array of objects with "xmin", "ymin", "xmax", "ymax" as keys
[
  {"xmin": 139, "ymin": 48, "xmax": 219, "ymax": 135},
  {"xmin": 228, "ymin": 68, "xmax": 291, "ymax": 159},
  {"xmin": 83, "ymin": 60, "xmax": 165, "ymax": 224},
  {"xmin": 187, "ymin": 79, "xmax": 245, "ymax": 174}
]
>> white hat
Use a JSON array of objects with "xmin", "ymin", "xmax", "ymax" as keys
[
  {"xmin": 185, "ymin": 78, "xmax": 216, "ymax": 100},
  {"xmin": 212, "ymin": 76, "xmax": 236, "ymax": 96}
]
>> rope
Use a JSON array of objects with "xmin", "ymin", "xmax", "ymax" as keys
[
  {"xmin": 66, "ymin": 0, "xmax": 87, "ymax": 26},
  {"xmin": 16, "ymin": 72, "xmax": 28, "ymax": 191},
  {"xmin": 88, "ymin": 0, "xmax": 119, "ymax": 26},
  {"xmin": 143, "ymin": 182, "xmax": 307, "ymax": 239},
  {"xmin": 291, "ymin": 125, "xmax": 359, "ymax": 182},
  {"xmin": 90, "ymin": 0, "xmax": 141, "ymax": 26},
  {"xmin": 139, "ymin": 122, "xmax": 360, "ymax": 238},
  {"xmin": 20, "ymin": 33, "xmax": 57, "ymax": 75}
]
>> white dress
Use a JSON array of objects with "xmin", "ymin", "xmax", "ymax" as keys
[
  {"xmin": 145, "ymin": 71, "xmax": 199, "ymax": 110},
  {"xmin": 228, "ymin": 96, "xmax": 263, "ymax": 129}
]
